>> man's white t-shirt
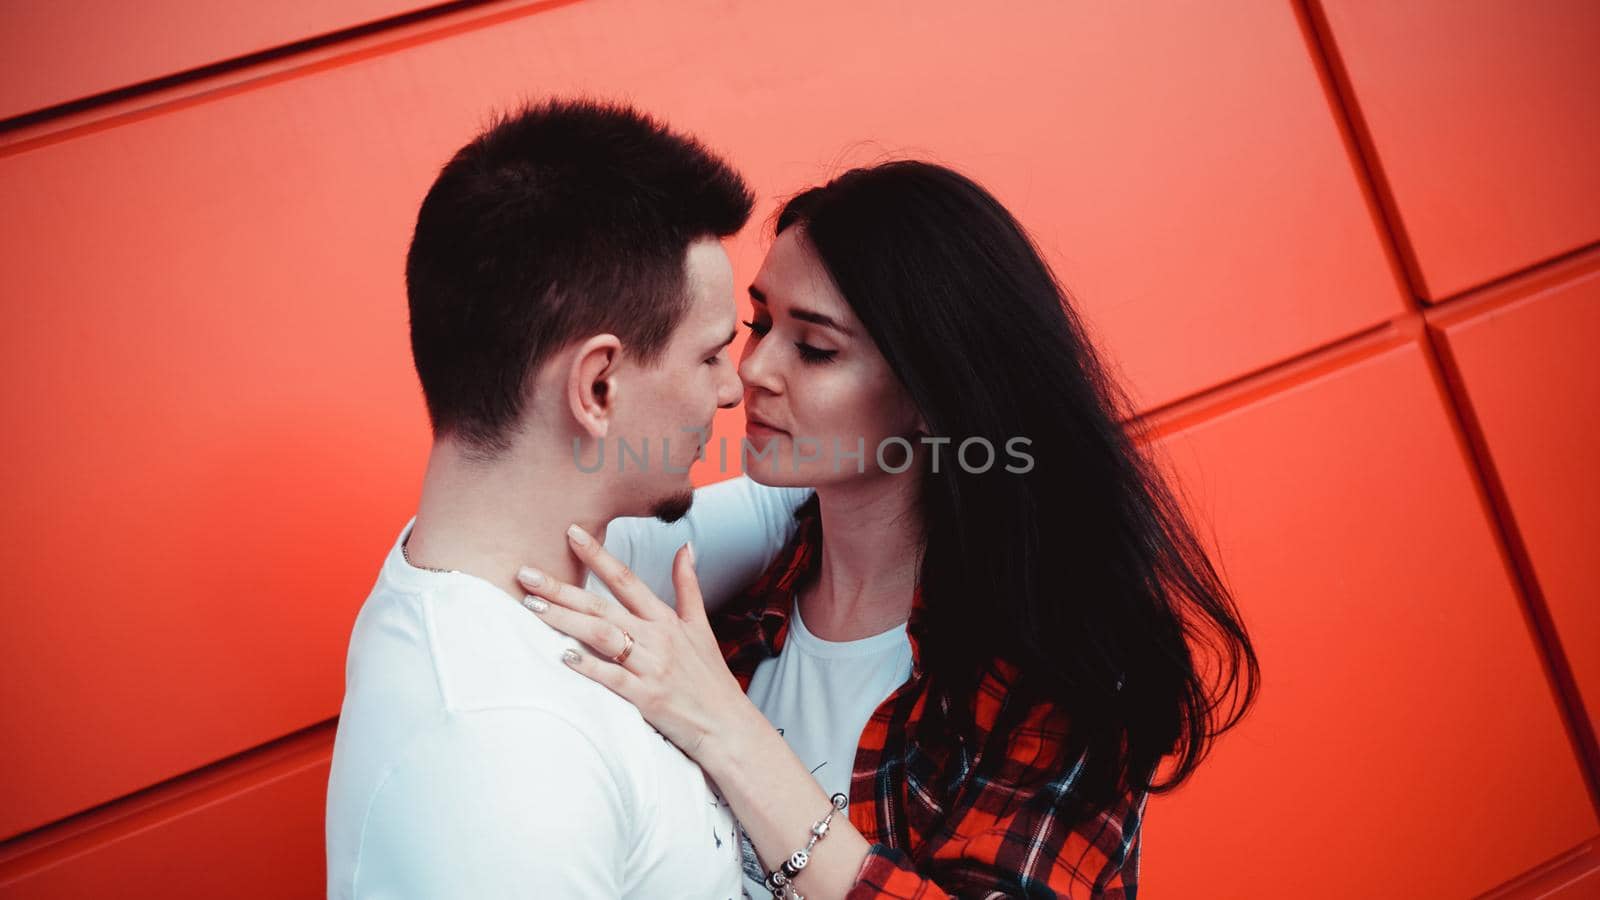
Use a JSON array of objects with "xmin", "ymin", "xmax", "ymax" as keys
[
  {"xmin": 738, "ymin": 599, "xmax": 915, "ymax": 897},
  {"xmin": 326, "ymin": 476, "xmax": 811, "ymax": 899}
]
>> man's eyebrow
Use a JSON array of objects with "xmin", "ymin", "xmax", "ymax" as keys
[
  {"xmin": 702, "ymin": 328, "xmax": 736, "ymax": 357},
  {"xmin": 747, "ymin": 284, "xmax": 853, "ymax": 336}
]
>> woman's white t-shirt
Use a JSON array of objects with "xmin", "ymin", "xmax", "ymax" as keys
[{"xmin": 738, "ymin": 597, "xmax": 914, "ymax": 897}]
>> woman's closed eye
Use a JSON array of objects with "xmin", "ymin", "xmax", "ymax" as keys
[
  {"xmin": 741, "ymin": 319, "xmax": 838, "ymax": 364},
  {"xmin": 794, "ymin": 343, "xmax": 837, "ymax": 363}
]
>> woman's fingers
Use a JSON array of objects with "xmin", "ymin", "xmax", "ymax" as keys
[
  {"xmin": 514, "ymin": 553, "xmax": 668, "ymax": 674},
  {"xmin": 523, "ymin": 594, "xmax": 650, "ymax": 670},
  {"xmin": 516, "ymin": 536, "xmax": 748, "ymax": 765},
  {"xmin": 559, "ymin": 646, "xmax": 642, "ymax": 700},
  {"xmin": 515, "ymin": 566, "xmax": 615, "ymax": 620},
  {"xmin": 671, "ymin": 541, "xmax": 706, "ymax": 625},
  {"xmin": 671, "ymin": 542, "xmax": 727, "ymax": 660},
  {"xmin": 565, "ymin": 524, "xmax": 670, "ymax": 620}
]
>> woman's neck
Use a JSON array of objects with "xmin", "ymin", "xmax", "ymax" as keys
[{"xmin": 802, "ymin": 475, "xmax": 924, "ymax": 641}]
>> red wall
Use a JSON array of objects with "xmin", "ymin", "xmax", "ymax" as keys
[{"xmin": 1, "ymin": 1, "xmax": 1595, "ymax": 896}]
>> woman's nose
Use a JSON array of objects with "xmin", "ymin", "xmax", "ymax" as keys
[{"xmin": 737, "ymin": 337, "xmax": 780, "ymax": 395}]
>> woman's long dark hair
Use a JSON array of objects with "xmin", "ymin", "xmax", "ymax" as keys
[{"xmin": 776, "ymin": 160, "xmax": 1259, "ymax": 822}]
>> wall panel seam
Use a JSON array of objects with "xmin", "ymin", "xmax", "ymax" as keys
[
  {"xmin": 0, "ymin": 719, "xmax": 337, "ymax": 881},
  {"xmin": 0, "ymin": 0, "xmax": 585, "ymax": 154}
]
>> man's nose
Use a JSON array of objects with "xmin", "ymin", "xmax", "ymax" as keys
[{"xmin": 716, "ymin": 362, "xmax": 742, "ymax": 409}]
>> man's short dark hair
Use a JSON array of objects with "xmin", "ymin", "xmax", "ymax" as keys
[{"xmin": 405, "ymin": 98, "xmax": 754, "ymax": 456}]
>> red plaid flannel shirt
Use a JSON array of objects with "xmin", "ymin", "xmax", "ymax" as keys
[{"xmin": 713, "ymin": 503, "xmax": 1146, "ymax": 899}]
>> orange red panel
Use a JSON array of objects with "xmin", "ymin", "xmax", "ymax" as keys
[
  {"xmin": 1141, "ymin": 339, "xmax": 1596, "ymax": 897},
  {"xmin": 0, "ymin": 0, "xmax": 444, "ymax": 120},
  {"xmin": 0, "ymin": 745, "xmax": 330, "ymax": 899},
  {"xmin": 1432, "ymin": 255, "xmax": 1600, "ymax": 745},
  {"xmin": 1315, "ymin": 0, "xmax": 1600, "ymax": 300}
]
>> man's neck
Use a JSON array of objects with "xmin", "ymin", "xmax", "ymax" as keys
[
  {"xmin": 802, "ymin": 475, "xmax": 925, "ymax": 642},
  {"xmin": 404, "ymin": 436, "xmax": 612, "ymax": 603}
]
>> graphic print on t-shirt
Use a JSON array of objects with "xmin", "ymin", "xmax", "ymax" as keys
[
  {"xmin": 649, "ymin": 719, "xmax": 741, "ymax": 893},
  {"xmin": 737, "ymin": 596, "xmax": 914, "ymax": 899}
]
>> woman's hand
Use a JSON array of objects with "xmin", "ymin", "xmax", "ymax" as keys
[
  {"xmin": 522, "ymin": 526, "xmax": 875, "ymax": 900},
  {"xmin": 515, "ymin": 524, "xmax": 760, "ymax": 763}
]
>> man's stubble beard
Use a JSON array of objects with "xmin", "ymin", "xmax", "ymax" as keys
[
  {"xmin": 649, "ymin": 488, "xmax": 695, "ymax": 524},
  {"xmin": 648, "ymin": 426, "xmax": 709, "ymax": 523}
]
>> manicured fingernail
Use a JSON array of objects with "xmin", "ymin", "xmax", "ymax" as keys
[
  {"xmin": 521, "ymin": 595, "xmax": 548, "ymax": 613},
  {"xmin": 567, "ymin": 524, "xmax": 591, "ymax": 546},
  {"xmin": 517, "ymin": 566, "xmax": 544, "ymax": 588},
  {"xmin": 685, "ymin": 540, "xmax": 696, "ymax": 565},
  {"xmin": 562, "ymin": 648, "xmax": 582, "ymax": 665}
]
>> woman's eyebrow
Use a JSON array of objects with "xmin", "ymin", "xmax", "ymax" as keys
[{"xmin": 747, "ymin": 284, "xmax": 853, "ymax": 337}]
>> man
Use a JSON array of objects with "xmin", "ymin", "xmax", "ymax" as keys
[{"xmin": 326, "ymin": 99, "xmax": 808, "ymax": 898}]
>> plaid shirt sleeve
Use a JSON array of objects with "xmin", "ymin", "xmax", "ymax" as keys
[
  {"xmin": 841, "ymin": 669, "xmax": 1147, "ymax": 900},
  {"xmin": 845, "ymin": 783, "xmax": 1145, "ymax": 900}
]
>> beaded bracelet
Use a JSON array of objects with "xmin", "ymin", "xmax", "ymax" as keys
[{"xmin": 765, "ymin": 793, "xmax": 849, "ymax": 899}]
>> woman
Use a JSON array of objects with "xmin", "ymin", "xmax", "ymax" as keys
[{"xmin": 520, "ymin": 161, "xmax": 1260, "ymax": 898}]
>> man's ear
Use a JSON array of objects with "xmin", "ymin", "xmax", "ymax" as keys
[{"xmin": 567, "ymin": 334, "xmax": 623, "ymax": 439}]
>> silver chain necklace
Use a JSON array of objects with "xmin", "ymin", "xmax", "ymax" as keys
[{"xmin": 401, "ymin": 536, "xmax": 455, "ymax": 574}]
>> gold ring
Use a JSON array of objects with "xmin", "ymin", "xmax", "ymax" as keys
[{"xmin": 611, "ymin": 630, "xmax": 635, "ymax": 665}]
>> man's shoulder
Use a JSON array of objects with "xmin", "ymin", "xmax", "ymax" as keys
[
  {"xmin": 385, "ymin": 705, "xmax": 628, "ymax": 795},
  {"xmin": 329, "ymin": 578, "xmax": 652, "ymax": 872},
  {"xmin": 353, "ymin": 573, "xmax": 635, "ymax": 725},
  {"xmin": 332, "ymin": 706, "xmax": 636, "ymax": 899},
  {"xmin": 333, "ymin": 582, "xmax": 640, "ymax": 796}
]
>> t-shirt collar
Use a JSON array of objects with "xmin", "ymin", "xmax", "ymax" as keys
[{"xmin": 746, "ymin": 503, "xmax": 928, "ymax": 680}]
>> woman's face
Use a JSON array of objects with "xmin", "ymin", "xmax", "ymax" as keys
[{"xmin": 737, "ymin": 227, "xmax": 923, "ymax": 487}]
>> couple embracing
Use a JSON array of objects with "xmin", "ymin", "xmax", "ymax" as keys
[{"xmin": 326, "ymin": 99, "xmax": 1259, "ymax": 899}]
